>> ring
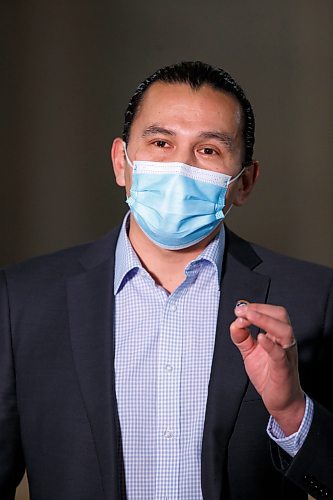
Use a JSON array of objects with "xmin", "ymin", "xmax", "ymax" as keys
[
  {"xmin": 281, "ymin": 339, "xmax": 297, "ymax": 350},
  {"xmin": 236, "ymin": 300, "xmax": 249, "ymax": 308}
]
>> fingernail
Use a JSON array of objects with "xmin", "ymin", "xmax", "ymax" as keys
[{"xmin": 236, "ymin": 300, "xmax": 249, "ymax": 308}]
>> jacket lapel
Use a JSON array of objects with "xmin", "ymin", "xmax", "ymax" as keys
[
  {"xmin": 201, "ymin": 229, "xmax": 271, "ymax": 499},
  {"xmin": 66, "ymin": 229, "xmax": 123, "ymax": 499}
]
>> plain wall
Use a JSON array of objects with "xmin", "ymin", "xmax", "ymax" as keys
[
  {"xmin": 2, "ymin": 0, "xmax": 333, "ymax": 270},
  {"xmin": 1, "ymin": 1, "xmax": 332, "ymax": 498}
]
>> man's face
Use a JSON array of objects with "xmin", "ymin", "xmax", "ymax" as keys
[{"xmin": 112, "ymin": 81, "xmax": 258, "ymax": 210}]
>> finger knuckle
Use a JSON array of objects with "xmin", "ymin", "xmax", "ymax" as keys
[
  {"xmin": 285, "ymin": 325, "xmax": 293, "ymax": 338},
  {"xmin": 276, "ymin": 305, "xmax": 286, "ymax": 316},
  {"xmin": 276, "ymin": 305, "xmax": 291, "ymax": 322}
]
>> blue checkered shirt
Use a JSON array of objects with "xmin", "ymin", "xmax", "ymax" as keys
[{"xmin": 114, "ymin": 215, "xmax": 313, "ymax": 499}]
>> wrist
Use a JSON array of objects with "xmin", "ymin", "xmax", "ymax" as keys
[{"xmin": 271, "ymin": 395, "xmax": 306, "ymax": 436}]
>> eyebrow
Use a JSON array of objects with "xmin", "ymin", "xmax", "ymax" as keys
[
  {"xmin": 197, "ymin": 131, "xmax": 234, "ymax": 150},
  {"xmin": 142, "ymin": 125, "xmax": 235, "ymax": 150},
  {"xmin": 142, "ymin": 125, "xmax": 176, "ymax": 137}
]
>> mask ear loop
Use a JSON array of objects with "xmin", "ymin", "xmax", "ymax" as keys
[
  {"xmin": 223, "ymin": 203, "xmax": 234, "ymax": 217},
  {"xmin": 223, "ymin": 165, "xmax": 247, "ymax": 217},
  {"xmin": 123, "ymin": 141, "xmax": 135, "ymax": 169},
  {"xmin": 123, "ymin": 142, "xmax": 138, "ymax": 208},
  {"xmin": 229, "ymin": 166, "xmax": 246, "ymax": 184}
]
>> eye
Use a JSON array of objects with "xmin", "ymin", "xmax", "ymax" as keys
[
  {"xmin": 203, "ymin": 147, "xmax": 215, "ymax": 155},
  {"xmin": 199, "ymin": 146, "xmax": 218, "ymax": 156},
  {"xmin": 154, "ymin": 140, "xmax": 169, "ymax": 148}
]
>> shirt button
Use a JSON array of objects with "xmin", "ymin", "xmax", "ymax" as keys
[
  {"xmin": 169, "ymin": 304, "xmax": 177, "ymax": 312},
  {"xmin": 164, "ymin": 364, "xmax": 173, "ymax": 373},
  {"xmin": 163, "ymin": 429, "xmax": 174, "ymax": 439}
]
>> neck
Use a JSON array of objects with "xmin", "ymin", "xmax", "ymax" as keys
[{"xmin": 128, "ymin": 215, "xmax": 221, "ymax": 293}]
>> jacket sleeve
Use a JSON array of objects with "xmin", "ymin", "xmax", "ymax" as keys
[
  {"xmin": 271, "ymin": 277, "xmax": 333, "ymax": 499},
  {"xmin": 0, "ymin": 270, "xmax": 25, "ymax": 499}
]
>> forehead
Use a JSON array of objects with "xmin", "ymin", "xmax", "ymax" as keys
[{"xmin": 131, "ymin": 81, "xmax": 243, "ymax": 135}]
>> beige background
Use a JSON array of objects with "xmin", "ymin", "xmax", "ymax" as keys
[{"xmin": 1, "ymin": 0, "xmax": 331, "ymax": 498}]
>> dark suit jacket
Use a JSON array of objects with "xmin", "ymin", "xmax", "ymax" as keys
[{"xmin": 1, "ymin": 227, "xmax": 333, "ymax": 500}]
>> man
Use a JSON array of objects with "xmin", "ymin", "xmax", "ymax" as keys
[{"xmin": 0, "ymin": 61, "xmax": 332, "ymax": 499}]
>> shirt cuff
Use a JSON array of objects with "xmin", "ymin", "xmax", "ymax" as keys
[{"xmin": 267, "ymin": 395, "xmax": 314, "ymax": 457}]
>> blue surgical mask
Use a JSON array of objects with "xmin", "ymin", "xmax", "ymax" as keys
[{"xmin": 123, "ymin": 143, "xmax": 244, "ymax": 250}]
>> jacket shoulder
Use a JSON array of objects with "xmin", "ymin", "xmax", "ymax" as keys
[
  {"xmin": 2, "ymin": 226, "xmax": 121, "ymax": 280},
  {"xmin": 226, "ymin": 228, "xmax": 333, "ymax": 291},
  {"xmin": 252, "ymin": 242, "xmax": 333, "ymax": 281}
]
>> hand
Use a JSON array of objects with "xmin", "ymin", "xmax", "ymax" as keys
[{"xmin": 230, "ymin": 301, "xmax": 305, "ymax": 436}]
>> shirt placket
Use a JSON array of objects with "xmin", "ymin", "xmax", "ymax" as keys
[{"xmin": 155, "ymin": 287, "xmax": 185, "ymax": 500}]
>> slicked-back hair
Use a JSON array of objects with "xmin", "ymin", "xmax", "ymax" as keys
[{"xmin": 122, "ymin": 61, "xmax": 255, "ymax": 166}]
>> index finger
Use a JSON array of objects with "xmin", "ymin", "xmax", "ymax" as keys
[
  {"xmin": 235, "ymin": 301, "xmax": 290, "ymax": 323},
  {"xmin": 234, "ymin": 301, "xmax": 294, "ymax": 348}
]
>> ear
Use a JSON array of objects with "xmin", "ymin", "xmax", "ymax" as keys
[
  {"xmin": 232, "ymin": 160, "xmax": 260, "ymax": 207},
  {"xmin": 111, "ymin": 137, "xmax": 126, "ymax": 187}
]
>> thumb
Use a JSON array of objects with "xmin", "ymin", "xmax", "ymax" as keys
[{"xmin": 230, "ymin": 318, "xmax": 256, "ymax": 358}]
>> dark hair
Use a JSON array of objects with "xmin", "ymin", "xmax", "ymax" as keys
[{"xmin": 122, "ymin": 61, "xmax": 255, "ymax": 166}]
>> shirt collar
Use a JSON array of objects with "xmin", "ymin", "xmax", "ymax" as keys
[
  {"xmin": 114, "ymin": 212, "xmax": 225, "ymax": 295},
  {"xmin": 187, "ymin": 225, "xmax": 225, "ymax": 282},
  {"xmin": 114, "ymin": 212, "xmax": 143, "ymax": 295}
]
